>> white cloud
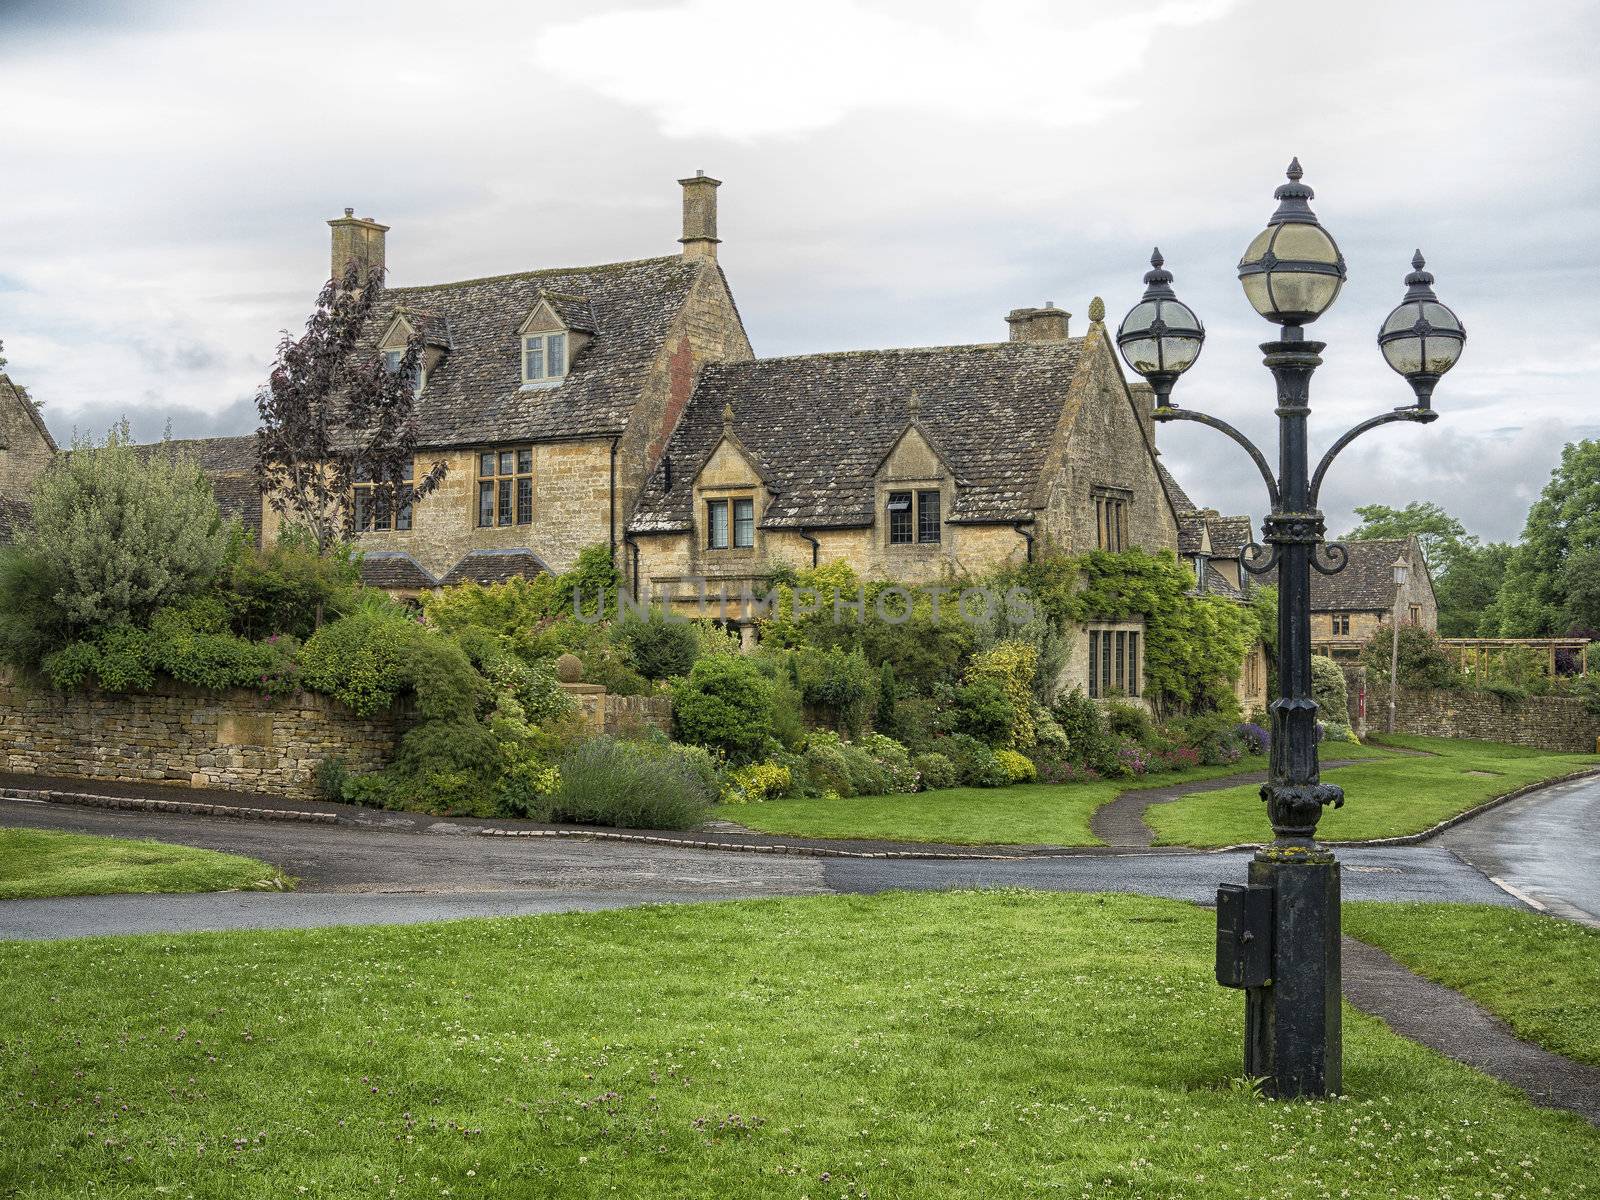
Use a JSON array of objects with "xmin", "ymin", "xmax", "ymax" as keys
[
  {"xmin": 0, "ymin": 0, "xmax": 1595, "ymax": 546},
  {"xmin": 533, "ymin": 0, "xmax": 1238, "ymax": 139}
]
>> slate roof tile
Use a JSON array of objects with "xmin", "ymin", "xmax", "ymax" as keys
[
  {"xmin": 359, "ymin": 551, "xmax": 438, "ymax": 591},
  {"xmin": 365, "ymin": 255, "xmax": 703, "ymax": 447},
  {"xmin": 440, "ymin": 548, "xmax": 552, "ymax": 587},
  {"xmin": 629, "ymin": 340, "xmax": 1084, "ymax": 533},
  {"xmin": 1264, "ymin": 537, "xmax": 1424, "ymax": 611}
]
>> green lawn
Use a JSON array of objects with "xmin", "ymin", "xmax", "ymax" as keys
[
  {"xmin": 1147, "ymin": 736, "xmax": 1600, "ymax": 847},
  {"xmin": 1346, "ymin": 902, "xmax": 1600, "ymax": 1067},
  {"xmin": 732, "ymin": 761, "xmax": 1266, "ymax": 845},
  {"xmin": 0, "ymin": 828, "xmax": 292, "ymax": 900},
  {"xmin": 0, "ymin": 892, "xmax": 1592, "ymax": 1198}
]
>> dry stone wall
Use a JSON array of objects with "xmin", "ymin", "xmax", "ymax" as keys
[
  {"xmin": 0, "ymin": 670, "xmax": 399, "ymax": 798},
  {"xmin": 1355, "ymin": 677, "xmax": 1600, "ymax": 754}
]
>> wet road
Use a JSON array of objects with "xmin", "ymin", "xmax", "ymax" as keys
[
  {"xmin": 1439, "ymin": 773, "xmax": 1600, "ymax": 926},
  {"xmin": 0, "ymin": 797, "xmax": 1517, "ymax": 940}
]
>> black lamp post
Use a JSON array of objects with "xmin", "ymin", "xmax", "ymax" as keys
[{"xmin": 1117, "ymin": 160, "xmax": 1465, "ymax": 1099}]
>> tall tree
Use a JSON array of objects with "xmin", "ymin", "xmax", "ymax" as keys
[
  {"xmin": 256, "ymin": 262, "xmax": 445, "ymax": 554},
  {"xmin": 1433, "ymin": 541, "xmax": 1511, "ymax": 636},
  {"xmin": 1343, "ymin": 500, "xmax": 1470, "ymax": 574},
  {"xmin": 1493, "ymin": 440, "xmax": 1600, "ymax": 636}
]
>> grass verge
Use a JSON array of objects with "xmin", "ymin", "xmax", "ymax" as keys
[
  {"xmin": 0, "ymin": 828, "xmax": 292, "ymax": 900},
  {"xmin": 1147, "ymin": 736, "xmax": 1600, "ymax": 847},
  {"xmin": 1346, "ymin": 902, "xmax": 1600, "ymax": 1067},
  {"xmin": 0, "ymin": 891, "xmax": 1594, "ymax": 1198},
  {"xmin": 732, "ymin": 761, "xmax": 1266, "ymax": 845}
]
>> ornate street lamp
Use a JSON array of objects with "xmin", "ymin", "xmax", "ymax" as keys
[
  {"xmin": 1119, "ymin": 161, "xmax": 1465, "ymax": 1099},
  {"xmin": 1390, "ymin": 555, "xmax": 1409, "ymax": 733}
]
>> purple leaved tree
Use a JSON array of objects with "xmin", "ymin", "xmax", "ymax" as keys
[{"xmin": 255, "ymin": 262, "xmax": 446, "ymax": 557}]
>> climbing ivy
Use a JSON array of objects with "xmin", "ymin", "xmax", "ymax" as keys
[{"xmin": 1066, "ymin": 549, "xmax": 1259, "ymax": 715}]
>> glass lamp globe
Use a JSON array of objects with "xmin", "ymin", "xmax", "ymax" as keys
[
  {"xmin": 1117, "ymin": 248, "xmax": 1205, "ymax": 404},
  {"xmin": 1378, "ymin": 251, "xmax": 1466, "ymax": 408},
  {"xmin": 1237, "ymin": 159, "xmax": 1347, "ymax": 326},
  {"xmin": 1392, "ymin": 556, "xmax": 1408, "ymax": 587}
]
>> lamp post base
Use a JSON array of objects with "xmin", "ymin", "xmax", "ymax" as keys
[{"xmin": 1245, "ymin": 847, "xmax": 1342, "ymax": 1098}]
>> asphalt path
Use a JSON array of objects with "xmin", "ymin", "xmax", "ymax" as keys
[
  {"xmin": 1439, "ymin": 772, "xmax": 1600, "ymax": 926},
  {"xmin": 0, "ymin": 796, "xmax": 1516, "ymax": 940}
]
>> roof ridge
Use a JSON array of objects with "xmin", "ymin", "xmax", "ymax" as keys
[
  {"xmin": 703, "ymin": 339, "xmax": 1086, "ymax": 369},
  {"xmin": 388, "ymin": 255, "xmax": 687, "ymax": 295}
]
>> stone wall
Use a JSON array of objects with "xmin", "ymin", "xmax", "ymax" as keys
[
  {"xmin": 0, "ymin": 671, "xmax": 399, "ymax": 798},
  {"xmin": 1359, "ymin": 678, "xmax": 1600, "ymax": 753},
  {"xmin": 557, "ymin": 681, "xmax": 673, "ymax": 736}
]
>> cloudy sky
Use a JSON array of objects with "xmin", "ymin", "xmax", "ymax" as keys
[{"xmin": 2, "ymin": 0, "xmax": 1596, "ymax": 543}]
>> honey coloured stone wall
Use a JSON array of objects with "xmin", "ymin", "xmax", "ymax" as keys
[
  {"xmin": 1353, "ymin": 677, "xmax": 1600, "ymax": 753},
  {"xmin": 0, "ymin": 671, "xmax": 399, "ymax": 798}
]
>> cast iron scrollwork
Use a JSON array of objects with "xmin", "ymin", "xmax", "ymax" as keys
[{"xmin": 1310, "ymin": 540, "xmax": 1349, "ymax": 576}]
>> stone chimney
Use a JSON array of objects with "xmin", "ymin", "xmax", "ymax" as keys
[
  {"xmin": 327, "ymin": 208, "xmax": 389, "ymax": 285},
  {"xmin": 1006, "ymin": 302, "xmax": 1070, "ymax": 342},
  {"xmin": 678, "ymin": 171, "xmax": 721, "ymax": 261}
]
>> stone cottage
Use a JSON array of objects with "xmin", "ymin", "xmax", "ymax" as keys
[
  {"xmin": 624, "ymin": 302, "xmax": 1197, "ymax": 700},
  {"xmin": 0, "ymin": 371, "xmax": 56, "ymax": 544},
  {"xmin": 62, "ymin": 169, "xmax": 1249, "ymax": 704},
  {"xmin": 1279, "ymin": 535, "xmax": 1438, "ymax": 660},
  {"xmin": 253, "ymin": 173, "xmax": 753, "ymax": 595}
]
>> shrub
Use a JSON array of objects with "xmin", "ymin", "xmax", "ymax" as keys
[
  {"xmin": 148, "ymin": 605, "xmax": 298, "ymax": 696},
  {"xmin": 43, "ymin": 625, "xmax": 160, "ymax": 692},
  {"xmin": 838, "ymin": 742, "xmax": 890, "ymax": 797},
  {"xmin": 724, "ymin": 761, "xmax": 793, "ymax": 804},
  {"xmin": 1051, "ymin": 689, "xmax": 1118, "ymax": 775},
  {"xmin": 22, "ymin": 423, "xmax": 230, "ymax": 633},
  {"xmin": 1114, "ymin": 741, "xmax": 1151, "ymax": 777},
  {"xmin": 993, "ymin": 748, "xmax": 1037, "ymax": 784},
  {"xmin": 953, "ymin": 677, "xmax": 1015, "ymax": 747},
  {"xmin": 550, "ymin": 736, "xmax": 712, "ymax": 830},
  {"xmin": 620, "ymin": 613, "xmax": 700, "ymax": 680},
  {"xmin": 383, "ymin": 717, "xmax": 505, "ymax": 817},
  {"xmin": 796, "ymin": 738, "xmax": 856, "ymax": 798},
  {"xmin": 1171, "ymin": 712, "xmax": 1245, "ymax": 766},
  {"xmin": 672, "ymin": 655, "xmax": 775, "ymax": 764},
  {"xmin": 1103, "ymin": 700, "xmax": 1156, "ymax": 747},
  {"xmin": 963, "ymin": 640, "xmax": 1038, "ymax": 748},
  {"xmin": 1361, "ymin": 624, "xmax": 1462, "ymax": 690},
  {"xmin": 577, "ymin": 641, "xmax": 656, "ymax": 697},
  {"xmin": 1310, "ymin": 655, "xmax": 1350, "ymax": 724},
  {"xmin": 300, "ymin": 612, "xmax": 487, "ymax": 718},
  {"xmin": 229, "ymin": 532, "xmax": 360, "ymax": 639},
  {"xmin": 314, "ymin": 757, "xmax": 349, "ymax": 804},
  {"xmin": 912, "ymin": 751, "xmax": 957, "ymax": 791},
  {"xmin": 1320, "ymin": 721, "xmax": 1359, "ymax": 745},
  {"xmin": 857, "ymin": 732, "xmax": 919, "ymax": 793},
  {"xmin": 1483, "ymin": 680, "xmax": 1527, "ymax": 705},
  {"xmin": 795, "ymin": 645, "xmax": 876, "ymax": 735},
  {"xmin": 1235, "ymin": 722, "xmax": 1270, "ymax": 755},
  {"xmin": 886, "ymin": 695, "xmax": 944, "ymax": 751},
  {"xmin": 938, "ymin": 733, "xmax": 1008, "ymax": 788},
  {"xmin": 0, "ymin": 547, "xmax": 69, "ymax": 670},
  {"xmin": 1035, "ymin": 758, "xmax": 1101, "ymax": 785},
  {"xmin": 1158, "ymin": 746, "xmax": 1202, "ymax": 772}
]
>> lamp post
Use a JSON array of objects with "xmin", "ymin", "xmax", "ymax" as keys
[
  {"xmin": 1389, "ymin": 555, "xmax": 1409, "ymax": 733},
  {"xmin": 1117, "ymin": 160, "xmax": 1466, "ymax": 1098}
]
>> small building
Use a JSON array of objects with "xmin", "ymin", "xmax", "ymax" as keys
[
  {"xmin": 0, "ymin": 371, "xmax": 57, "ymax": 545},
  {"xmin": 1275, "ymin": 535, "xmax": 1437, "ymax": 660}
]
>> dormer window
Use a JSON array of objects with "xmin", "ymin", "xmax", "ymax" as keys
[
  {"xmin": 522, "ymin": 332, "xmax": 568, "ymax": 385},
  {"xmin": 382, "ymin": 347, "xmax": 423, "ymax": 397}
]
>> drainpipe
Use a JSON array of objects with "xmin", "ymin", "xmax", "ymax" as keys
[
  {"xmin": 797, "ymin": 527, "xmax": 820, "ymax": 568},
  {"xmin": 1012, "ymin": 520, "xmax": 1035, "ymax": 563},
  {"xmin": 608, "ymin": 437, "xmax": 619, "ymax": 566},
  {"xmin": 623, "ymin": 535, "xmax": 641, "ymax": 603}
]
